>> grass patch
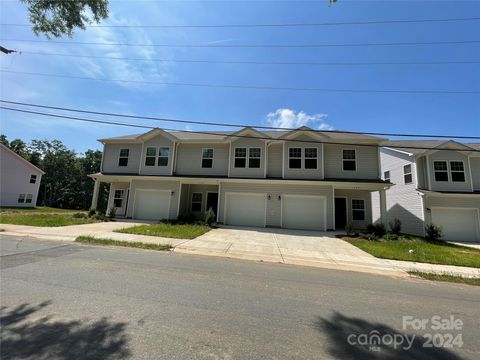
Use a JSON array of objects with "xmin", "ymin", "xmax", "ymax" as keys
[
  {"xmin": 343, "ymin": 237, "xmax": 480, "ymax": 268},
  {"xmin": 75, "ymin": 236, "xmax": 172, "ymax": 251},
  {"xmin": 116, "ymin": 223, "xmax": 211, "ymax": 239},
  {"xmin": 0, "ymin": 206, "xmax": 85, "ymax": 214},
  {"xmin": 0, "ymin": 214, "xmax": 94, "ymax": 227},
  {"xmin": 409, "ymin": 271, "xmax": 480, "ymax": 286}
]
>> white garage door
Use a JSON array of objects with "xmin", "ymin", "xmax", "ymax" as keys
[
  {"xmin": 282, "ymin": 195, "xmax": 326, "ymax": 231},
  {"xmin": 134, "ymin": 189, "xmax": 170, "ymax": 220},
  {"xmin": 432, "ymin": 208, "xmax": 480, "ymax": 243},
  {"xmin": 225, "ymin": 193, "xmax": 266, "ymax": 227}
]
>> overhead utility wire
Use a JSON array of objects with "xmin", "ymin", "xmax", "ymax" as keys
[
  {"xmin": 19, "ymin": 51, "xmax": 480, "ymax": 66},
  {"xmin": 2, "ymin": 38, "xmax": 479, "ymax": 48},
  {"xmin": 2, "ymin": 70, "xmax": 478, "ymax": 95},
  {"xmin": 2, "ymin": 100, "xmax": 480, "ymax": 140},
  {"xmin": 2, "ymin": 16, "xmax": 479, "ymax": 28},
  {"xmin": 1, "ymin": 107, "xmax": 479, "ymax": 153}
]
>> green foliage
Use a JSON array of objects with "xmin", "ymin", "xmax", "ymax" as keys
[
  {"xmin": 0, "ymin": 214, "xmax": 93, "ymax": 227},
  {"xmin": 366, "ymin": 223, "xmax": 386, "ymax": 238},
  {"xmin": 88, "ymin": 208, "xmax": 97, "ymax": 217},
  {"xmin": 116, "ymin": 223, "xmax": 211, "ymax": 239},
  {"xmin": 425, "ymin": 223, "xmax": 443, "ymax": 241},
  {"xmin": 71, "ymin": 212, "xmax": 87, "ymax": 219},
  {"xmin": 107, "ymin": 206, "xmax": 116, "ymax": 219},
  {"xmin": 389, "ymin": 218, "xmax": 402, "ymax": 235},
  {"xmin": 345, "ymin": 221, "xmax": 354, "ymax": 236},
  {"xmin": 204, "ymin": 207, "xmax": 216, "ymax": 226},
  {"xmin": 360, "ymin": 232, "xmax": 379, "ymax": 241},
  {"xmin": 21, "ymin": 0, "xmax": 109, "ymax": 38},
  {"xmin": 409, "ymin": 271, "xmax": 480, "ymax": 286},
  {"xmin": 75, "ymin": 236, "xmax": 172, "ymax": 251},
  {"xmin": 384, "ymin": 233, "xmax": 399, "ymax": 241}
]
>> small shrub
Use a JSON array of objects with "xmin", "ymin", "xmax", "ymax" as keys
[
  {"xmin": 204, "ymin": 207, "xmax": 216, "ymax": 226},
  {"xmin": 71, "ymin": 212, "xmax": 87, "ymax": 219},
  {"xmin": 425, "ymin": 224, "xmax": 442, "ymax": 241},
  {"xmin": 92, "ymin": 213, "xmax": 106, "ymax": 221},
  {"xmin": 366, "ymin": 223, "xmax": 386, "ymax": 238},
  {"xmin": 345, "ymin": 221, "xmax": 354, "ymax": 236},
  {"xmin": 360, "ymin": 232, "xmax": 379, "ymax": 241},
  {"xmin": 97, "ymin": 209, "xmax": 106, "ymax": 216},
  {"xmin": 389, "ymin": 218, "xmax": 402, "ymax": 235},
  {"xmin": 87, "ymin": 208, "xmax": 96, "ymax": 217},
  {"xmin": 384, "ymin": 233, "xmax": 399, "ymax": 241},
  {"xmin": 177, "ymin": 213, "xmax": 196, "ymax": 224},
  {"xmin": 107, "ymin": 206, "xmax": 116, "ymax": 219}
]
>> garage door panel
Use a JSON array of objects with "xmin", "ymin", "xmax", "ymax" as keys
[
  {"xmin": 282, "ymin": 195, "xmax": 326, "ymax": 231},
  {"xmin": 134, "ymin": 190, "xmax": 170, "ymax": 220},
  {"xmin": 432, "ymin": 208, "xmax": 480, "ymax": 243},
  {"xmin": 225, "ymin": 193, "xmax": 265, "ymax": 227}
]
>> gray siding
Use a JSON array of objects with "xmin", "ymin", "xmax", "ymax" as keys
[
  {"xmin": 335, "ymin": 189, "xmax": 372, "ymax": 230},
  {"xmin": 126, "ymin": 179, "xmax": 180, "ymax": 219},
  {"xmin": 428, "ymin": 150, "xmax": 472, "ymax": 192},
  {"xmin": 229, "ymin": 138, "xmax": 266, "ymax": 178},
  {"xmin": 416, "ymin": 156, "xmax": 428, "ymax": 189},
  {"xmin": 218, "ymin": 182, "xmax": 334, "ymax": 229},
  {"xmin": 470, "ymin": 157, "xmax": 480, "ymax": 191},
  {"xmin": 139, "ymin": 135, "xmax": 174, "ymax": 176},
  {"xmin": 282, "ymin": 141, "xmax": 323, "ymax": 180},
  {"xmin": 324, "ymin": 144, "xmax": 379, "ymax": 179},
  {"xmin": 175, "ymin": 143, "xmax": 228, "ymax": 177},
  {"xmin": 102, "ymin": 143, "xmax": 142, "ymax": 174},
  {"xmin": 267, "ymin": 143, "xmax": 282, "ymax": 178}
]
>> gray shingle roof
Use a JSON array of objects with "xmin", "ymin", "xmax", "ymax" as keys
[{"xmin": 383, "ymin": 140, "xmax": 480, "ymax": 154}]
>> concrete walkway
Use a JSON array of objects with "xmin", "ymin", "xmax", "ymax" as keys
[{"xmin": 1, "ymin": 222, "xmax": 479, "ymax": 279}]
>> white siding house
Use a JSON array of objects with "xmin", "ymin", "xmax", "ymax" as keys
[{"xmin": 0, "ymin": 144, "xmax": 44, "ymax": 207}]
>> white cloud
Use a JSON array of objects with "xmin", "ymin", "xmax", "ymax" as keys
[{"xmin": 265, "ymin": 108, "xmax": 333, "ymax": 130}]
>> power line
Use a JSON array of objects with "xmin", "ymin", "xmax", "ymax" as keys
[
  {"xmin": 2, "ymin": 16, "xmax": 479, "ymax": 28},
  {"xmin": 19, "ymin": 51, "xmax": 480, "ymax": 66},
  {"xmin": 2, "ymin": 38, "xmax": 480, "ymax": 48},
  {"xmin": 2, "ymin": 70, "xmax": 478, "ymax": 95},
  {"xmin": 1, "ymin": 106, "xmax": 479, "ymax": 153},
  {"xmin": 2, "ymin": 100, "xmax": 480, "ymax": 140}
]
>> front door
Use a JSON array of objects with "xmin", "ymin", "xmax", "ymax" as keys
[
  {"xmin": 335, "ymin": 197, "xmax": 347, "ymax": 229},
  {"xmin": 206, "ymin": 192, "xmax": 219, "ymax": 215}
]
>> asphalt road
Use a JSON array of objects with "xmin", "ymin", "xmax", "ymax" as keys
[{"xmin": 1, "ymin": 235, "xmax": 479, "ymax": 360}]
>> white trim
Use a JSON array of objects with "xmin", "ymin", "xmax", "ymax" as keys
[
  {"xmin": 216, "ymin": 183, "xmax": 222, "ymax": 222},
  {"xmin": 132, "ymin": 188, "xmax": 171, "ymax": 220},
  {"xmin": 233, "ymin": 146, "xmax": 262, "ymax": 169},
  {"xmin": 191, "ymin": 192, "xmax": 203, "ymax": 213},
  {"xmin": 426, "ymin": 154, "xmax": 432, "ymax": 189},
  {"xmin": 280, "ymin": 194, "xmax": 327, "ymax": 231},
  {"xmin": 224, "ymin": 192, "xmax": 267, "ymax": 227},
  {"xmin": 449, "ymin": 160, "xmax": 466, "ymax": 183},
  {"xmin": 383, "ymin": 146, "xmax": 414, "ymax": 156},
  {"xmin": 228, "ymin": 142, "xmax": 232, "ymax": 177},
  {"xmin": 342, "ymin": 148, "xmax": 357, "ymax": 172},
  {"xmin": 332, "ymin": 185, "xmax": 335, "ymax": 228},
  {"xmin": 321, "ymin": 143, "xmax": 325, "ymax": 179},
  {"xmin": 176, "ymin": 182, "xmax": 182, "ymax": 217},
  {"xmin": 201, "ymin": 147, "xmax": 214, "ymax": 169},
  {"xmin": 118, "ymin": 147, "xmax": 130, "ymax": 168},
  {"xmin": 281, "ymin": 141, "xmax": 285, "ymax": 178},
  {"xmin": 171, "ymin": 141, "xmax": 178, "ymax": 175},
  {"xmin": 351, "ymin": 198, "xmax": 366, "ymax": 221},
  {"xmin": 139, "ymin": 142, "xmax": 144, "ymax": 174},
  {"xmin": 467, "ymin": 155, "xmax": 474, "ymax": 191},
  {"xmin": 264, "ymin": 142, "xmax": 268, "ymax": 178},
  {"xmin": 403, "ymin": 163, "xmax": 413, "ymax": 184},
  {"xmin": 143, "ymin": 146, "xmax": 172, "ymax": 168}
]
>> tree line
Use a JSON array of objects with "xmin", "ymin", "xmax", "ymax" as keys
[{"xmin": 1, "ymin": 135, "xmax": 108, "ymax": 210}]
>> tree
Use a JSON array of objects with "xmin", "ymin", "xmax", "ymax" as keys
[{"xmin": 20, "ymin": 0, "xmax": 109, "ymax": 38}]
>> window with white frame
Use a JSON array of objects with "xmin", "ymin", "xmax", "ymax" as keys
[
  {"xmin": 450, "ymin": 161, "xmax": 465, "ymax": 182},
  {"xmin": 304, "ymin": 148, "xmax": 318, "ymax": 169},
  {"xmin": 289, "ymin": 148, "xmax": 302, "ymax": 169},
  {"xmin": 234, "ymin": 148, "xmax": 247, "ymax": 168},
  {"xmin": 145, "ymin": 147, "xmax": 156, "ymax": 166},
  {"xmin": 30, "ymin": 174, "xmax": 37, "ymax": 184},
  {"xmin": 158, "ymin": 147, "xmax": 169, "ymax": 166},
  {"xmin": 118, "ymin": 148, "xmax": 129, "ymax": 167},
  {"xmin": 202, "ymin": 148, "xmax": 214, "ymax": 168},
  {"xmin": 113, "ymin": 190, "xmax": 124, "ymax": 208},
  {"xmin": 191, "ymin": 193, "xmax": 202, "ymax": 212},
  {"xmin": 384, "ymin": 171, "xmax": 390, "ymax": 182},
  {"xmin": 352, "ymin": 199, "xmax": 365, "ymax": 221},
  {"xmin": 25, "ymin": 194, "xmax": 33, "ymax": 204},
  {"xmin": 342, "ymin": 149, "xmax": 356, "ymax": 171},
  {"xmin": 433, "ymin": 161, "xmax": 448, "ymax": 182},
  {"xmin": 403, "ymin": 164, "xmax": 412, "ymax": 184},
  {"xmin": 248, "ymin": 148, "xmax": 261, "ymax": 168},
  {"xmin": 17, "ymin": 194, "xmax": 25, "ymax": 203}
]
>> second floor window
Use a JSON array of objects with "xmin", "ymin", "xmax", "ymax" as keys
[
  {"xmin": 343, "ymin": 149, "xmax": 356, "ymax": 171},
  {"xmin": 30, "ymin": 174, "xmax": 37, "ymax": 184},
  {"xmin": 289, "ymin": 148, "xmax": 302, "ymax": 169},
  {"xmin": 145, "ymin": 147, "xmax": 170, "ymax": 167},
  {"xmin": 202, "ymin": 148, "xmax": 214, "ymax": 168},
  {"xmin": 234, "ymin": 148, "xmax": 247, "ymax": 168},
  {"xmin": 352, "ymin": 199, "xmax": 365, "ymax": 220},
  {"xmin": 158, "ymin": 147, "xmax": 169, "ymax": 166},
  {"xmin": 145, "ymin": 147, "xmax": 156, "ymax": 166},
  {"xmin": 450, "ymin": 161, "xmax": 465, "ymax": 182},
  {"xmin": 434, "ymin": 161, "xmax": 448, "ymax": 182},
  {"xmin": 404, "ymin": 164, "xmax": 412, "ymax": 184},
  {"xmin": 304, "ymin": 148, "xmax": 317, "ymax": 169},
  {"xmin": 249, "ymin": 148, "xmax": 261, "ymax": 168},
  {"xmin": 118, "ymin": 149, "xmax": 129, "ymax": 167},
  {"xmin": 384, "ymin": 171, "xmax": 390, "ymax": 182}
]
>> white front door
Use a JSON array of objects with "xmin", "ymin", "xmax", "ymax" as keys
[
  {"xmin": 225, "ymin": 193, "xmax": 266, "ymax": 227},
  {"xmin": 282, "ymin": 195, "xmax": 326, "ymax": 231},
  {"xmin": 134, "ymin": 189, "xmax": 170, "ymax": 220},
  {"xmin": 431, "ymin": 208, "xmax": 480, "ymax": 243}
]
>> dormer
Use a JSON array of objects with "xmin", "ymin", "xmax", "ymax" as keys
[
  {"xmin": 228, "ymin": 127, "xmax": 268, "ymax": 178},
  {"xmin": 139, "ymin": 128, "xmax": 178, "ymax": 176}
]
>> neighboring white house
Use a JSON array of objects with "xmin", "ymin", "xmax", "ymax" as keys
[
  {"xmin": 0, "ymin": 143, "xmax": 44, "ymax": 207},
  {"xmin": 372, "ymin": 140, "xmax": 480, "ymax": 243}
]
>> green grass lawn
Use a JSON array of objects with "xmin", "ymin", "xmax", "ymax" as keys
[
  {"xmin": 343, "ymin": 237, "xmax": 480, "ymax": 268},
  {"xmin": 116, "ymin": 223, "xmax": 211, "ymax": 239},
  {"xmin": 75, "ymin": 236, "xmax": 172, "ymax": 251},
  {"xmin": 0, "ymin": 214, "xmax": 94, "ymax": 227},
  {"xmin": 0, "ymin": 206, "xmax": 84, "ymax": 214},
  {"xmin": 409, "ymin": 271, "xmax": 480, "ymax": 286}
]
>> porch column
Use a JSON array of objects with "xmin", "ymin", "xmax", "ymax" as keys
[
  {"xmin": 379, "ymin": 189, "xmax": 388, "ymax": 227},
  {"xmin": 91, "ymin": 180, "xmax": 100, "ymax": 209}
]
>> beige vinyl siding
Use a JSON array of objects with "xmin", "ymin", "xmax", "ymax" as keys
[
  {"xmin": 470, "ymin": 158, "xmax": 480, "ymax": 191},
  {"xmin": 229, "ymin": 138, "xmax": 266, "ymax": 178},
  {"xmin": 416, "ymin": 156, "xmax": 428, "ymax": 189},
  {"xmin": 175, "ymin": 143, "xmax": 229, "ymax": 176},
  {"xmin": 335, "ymin": 189, "xmax": 373, "ymax": 229},
  {"xmin": 267, "ymin": 143, "xmax": 283, "ymax": 178},
  {"xmin": 126, "ymin": 179, "xmax": 180, "ymax": 219},
  {"xmin": 102, "ymin": 143, "xmax": 142, "ymax": 174},
  {"xmin": 324, "ymin": 144, "xmax": 379, "ymax": 179},
  {"xmin": 218, "ymin": 182, "xmax": 334, "ymax": 229},
  {"xmin": 180, "ymin": 184, "xmax": 218, "ymax": 218},
  {"xmin": 424, "ymin": 196, "xmax": 480, "ymax": 226},
  {"xmin": 428, "ymin": 150, "xmax": 472, "ymax": 192},
  {"xmin": 139, "ymin": 135, "xmax": 174, "ymax": 176},
  {"xmin": 282, "ymin": 141, "xmax": 323, "ymax": 180}
]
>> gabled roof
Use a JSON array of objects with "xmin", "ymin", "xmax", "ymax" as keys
[
  {"xmin": 383, "ymin": 140, "xmax": 480, "ymax": 155},
  {"xmin": 278, "ymin": 126, "xmax": 330, "ymax": 141},
  {"xmin": 0, "ymin": 144, "xmax": 45, "ymax": 174},
  {"xmin": 138, "ymin": 128, "xmax": 178, "ymax": 142},
  {"xmin": 228, "ymin": 127, "xmax": 268, "ymax": 140}
]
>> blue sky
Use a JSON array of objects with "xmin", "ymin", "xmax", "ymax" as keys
[{"xmin": 0, "ymin": 0, "xmax": 479, "ymax": 153}]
